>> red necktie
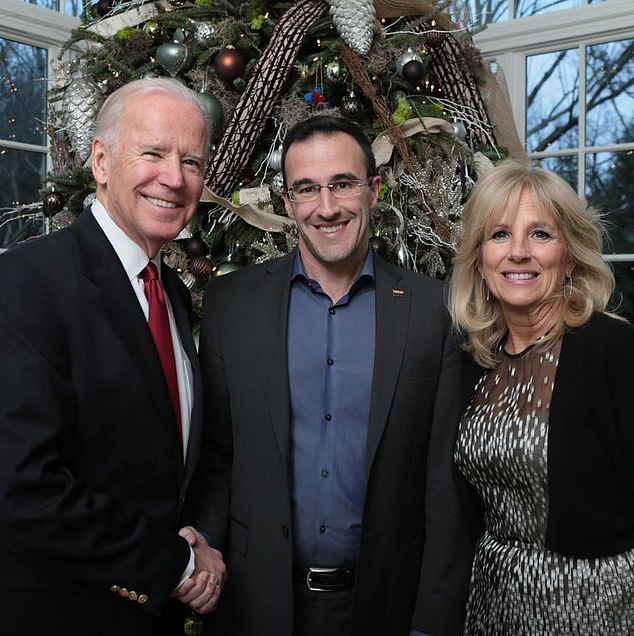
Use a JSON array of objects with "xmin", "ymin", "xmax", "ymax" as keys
[{"xmin": 140, "ymin": 262, "xmax": 182, "ymax": 445}]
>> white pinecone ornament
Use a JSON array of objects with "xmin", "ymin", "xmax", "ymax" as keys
[
  {"xmin": 62, "ymin": 78, "xmax": 104, "ymax": 166},
  {"xmin": 329, "ymin": 0, "xmax": 376, "ymax": 56}
]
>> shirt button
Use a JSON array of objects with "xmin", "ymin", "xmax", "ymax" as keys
[
  {"xmin": 328, "ymin": 307, "xmax": 336, "ymax": 315},
  {"xmin": 321, "ymin": 470, "xmax": 329, "ymax": 478},
  {"xmin": 319, "ymin": 525, "xmax": 326, "ymax": 533},
  {"xmin": 325, "ymin": 413, "xmax": 332, "ymax": 421},
  {"xmin": 327, "ymin": 358, "xmax": 334, "ymax": 366}
]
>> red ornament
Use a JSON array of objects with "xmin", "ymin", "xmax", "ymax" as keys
[{"xmin": 214, "ymin": 48, "xmax": 245, "ymax": 81}]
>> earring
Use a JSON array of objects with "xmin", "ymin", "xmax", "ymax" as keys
[
  {"xmin": 563, "ymin": 275, "xmax": 573, "ymax": 299},
  {"xmin": 481, "ymin": 277, "xmax": 490, "ymax": 302}
]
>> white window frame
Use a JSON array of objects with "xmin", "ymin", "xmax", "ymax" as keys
[
  {"xmin": 0, "ymin": 0, "xmax": 78, "ymax": 176},
  {"xmin": 473, "ymin": 0, "xmax": 634, "ymax": 262}
]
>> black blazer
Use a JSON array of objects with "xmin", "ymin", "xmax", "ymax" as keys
[
  {"xmin": 0, "ymin": 210, "xmax": 202, "ymax": 632},
  {"xmin": 190, "ymin": 250, "xmax": 479, "ymax": 636},
  {"xmin": 462, "ymin": 313, "xmax": 634, "ymax": 558}
]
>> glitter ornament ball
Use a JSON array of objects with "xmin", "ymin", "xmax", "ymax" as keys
[{"xmin": 42, "ymin": 191, "xmax": 65, "ymax": 218}]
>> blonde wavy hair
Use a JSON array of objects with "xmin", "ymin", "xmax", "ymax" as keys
[{"xmin": 449, "ymin": 161, "xmax": 615, "ymax": 368}]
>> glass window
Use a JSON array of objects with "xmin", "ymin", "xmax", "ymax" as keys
[
  {"xmin": 465, "ymin": 0, "xmax": 510, "ymax": 26},
  {"xmin": 586, "ymin": 151, "xmax": 634, "ymax": 255},
  {"xmin": 585, "ymin": 38, "xmax": 634, "ymax": 148},
  {"xmin": 537, "ymin": 155, "xmax": 578, "ymax": 190},
  {"xmin": 0, "ymin": 148, "xmax": 46, "ymax": 208},
  {"xmin": 0, "ymin": 38, "xmax": 48, "ymax": 146},
  {"xmin": 526, "ymin": 49, "xmax": 579, "ymax": 153},
  {"xmin": 20, "ymin": 0, "xmax": 58, "ymax": 10},
  {"xmin": 19, "ymin": 0, "xmax": 84, "ymax": 17},
  {"xmin": 516, "ymin": 0, "xmax": 581, "ymax": 17}
]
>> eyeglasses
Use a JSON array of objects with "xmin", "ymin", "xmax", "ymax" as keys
[{"xmin": 285, "ymin": 178, "xmax": 373, "ymax": 203}]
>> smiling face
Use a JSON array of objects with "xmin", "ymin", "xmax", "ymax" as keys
[
  {"xmin": 282, "ymin": 131, "xmax": 379, "ymax": 282},
  {"xmin": 479, "ymin": 186, "xmax": 570, "ymax": 330},
  {"xmin": 92, "ymin": 92, "xmax": 206, "ymax": 258}
]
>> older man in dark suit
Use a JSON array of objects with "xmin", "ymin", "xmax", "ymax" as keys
[
  {"xmin": 190, "ymin": 115, "xmax": 479, "ymax": 636},
  {"xmin": 0, "ymin": 78, "xmax": 225, "ymax": 636}
]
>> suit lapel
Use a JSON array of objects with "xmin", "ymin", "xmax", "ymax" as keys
[
  {"xmin": 256, "ymin": 252, "xmax": 295, "ymax": 463},
  {"xmin": 163, "ymin": 267, "xmax": 201, "ymax": 477},
  {"xmin": 367, "ymin": 257, "xmax": 411, "ymax": 469},
  {"xmin": 73, "ymin": 211, "xmax": 182, "ymax": 447}
]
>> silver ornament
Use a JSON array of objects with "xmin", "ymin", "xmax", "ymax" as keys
[
  {"xmin": 268, "ymin": 146, "xmax": 283, "ymax": 172},
  {"xmin": 271, "ymin": 172, "xmax": 285, "ymax": 195},
  {"xmin": 325, "ymin": 60, "xmax": 346, "ymax": 82},
  {"xmin": 180, "ymin": 271, "xmax": 197, "ymax": 290},
  {"xmin": 396, "ymin": 49, "xmax": 423, "ymax": 77},
  {"xmin": 83, "ymin": 192, "xmax": 96, "ymax": 208},
  {"xmin": 341, "ymin": 90, "xmax": 364, "ymax": 116},
  {"xmin": 62, "ymin": 78, "xmax": 104, "ymax": 166},
  {"xmin": 329, "ymin": 0, "xmax": 376, "ymax": 56},
  {"xmin": 452, "ymin": 121, "xmax": 468, "ymax": 141},
  {"xmin": 195, "ymin": 22, "xmax": 216, "ymax": 45}
]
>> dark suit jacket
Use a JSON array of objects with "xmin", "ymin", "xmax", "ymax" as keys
[
  {"xmin": 190, "ymin": 250, "xmax": 479, "ymax": 636},
  {"xmin": 0, "ymin": 210, "xmax": 202, "ymax": 634},
  {"xmin": 462, "ymin": 312, "xmax": 634, "ymax": 558}
]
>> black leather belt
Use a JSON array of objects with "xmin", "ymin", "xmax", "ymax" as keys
[{"xmin": 293, "ymin": 566, "xmax": 355, "ymax": 592}]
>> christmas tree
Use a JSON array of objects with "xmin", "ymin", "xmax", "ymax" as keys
[{"xmin": 40, "ymin": 0, "xmax": 522, "ymax": 316}]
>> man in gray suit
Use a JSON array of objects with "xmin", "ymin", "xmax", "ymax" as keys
[{"xmin": 191, "ymin": 115, "xmax": 478, "ymax": 636}]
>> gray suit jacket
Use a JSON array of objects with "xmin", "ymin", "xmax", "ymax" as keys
[{"xmin": 191, "ymin": 250, "xmax": 478, "ymax": 636}]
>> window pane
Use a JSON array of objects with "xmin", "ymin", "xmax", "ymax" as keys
[
  {"xmin": 19, "ymin": 0, "xmax": 59, "ymax": 10},
  {"xmin": 64, "ymin": 0, "xmax": 84, "ymax": 17},
  {"xmin": 0, "ymin": 38, "xmax": 48, "ymax": 146},
  {"xmin": 526, "ymin": 49, "xmax": 579, "ymax": 153},
  {"xmin": 536, "ymin": 155, "xmax": 578, "ymax": 190},
  {"xmin": 515, "ymin": 0, "xmax": 581, "ymax": 17},
  {"xmin": 585, "ymin": 38, "xmax": 634, "ymax": 147},
  {"xmin": 610, "ymin": 261, "xmax": 634, "ymax": 322},
  {"xmin": 586, "ymin": 151, "xmax": 634, "ymax": 254},
  {"xmin": 463, "ymin": 0, "xmax": 509, "ymax": 26},
  {"xmin": 0, "ymin": 148, "xmax": 46, "ymax": 207}
]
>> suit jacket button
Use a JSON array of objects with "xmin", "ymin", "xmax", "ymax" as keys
[
  {"xmin": 128, "ymin": 591, "xmax": 138, "ymax": 601},
  {"xmin": 137, "ymin": 594, "xmax": 149, "ymax": 605},
  {"xmin": 119, "ymin": 588, "xmax": 130, "ymax": 598},
  {"xmin": 281, "ymin": 525, "xmax": 289, "ymax": 538}
]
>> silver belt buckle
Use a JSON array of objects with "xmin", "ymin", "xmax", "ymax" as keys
[{"xmin": 306, "ymin": 566, "xmax": 338, "ymax": 592}]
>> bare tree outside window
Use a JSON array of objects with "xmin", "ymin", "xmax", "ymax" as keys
[
  {"xmin": 524, "ymin": 36, "xmax": 634, "ymax": 317},
  {"xmin": 0, "ymin": 37, "xmax": 47, "ymax": 245}
]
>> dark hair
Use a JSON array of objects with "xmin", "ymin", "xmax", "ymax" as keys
[{"xmin": 281, "ymin": 115, "xmax": 377, "ymax": 188}]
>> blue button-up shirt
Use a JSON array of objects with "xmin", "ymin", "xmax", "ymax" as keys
[{"xmin": 287, "ymin": 249, "xmax": 376, "ymax": 568}]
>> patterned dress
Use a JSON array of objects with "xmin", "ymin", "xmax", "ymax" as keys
[{"xmin": 455, "ymin": 340, "xmax": 634, "ymax": 635}]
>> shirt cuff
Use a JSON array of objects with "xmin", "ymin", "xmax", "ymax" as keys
[
  {"xmin": 410, "ymin": 631, "xmax": 432, "ymax": 636},
  {"xmin": 174, "ymin": 545, "xmax": 196, "ymax": 590}
]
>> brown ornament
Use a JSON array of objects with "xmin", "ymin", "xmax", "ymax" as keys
[{"xmin": 213, "ymin": 48, "xmax": 245, "ymax": 81}]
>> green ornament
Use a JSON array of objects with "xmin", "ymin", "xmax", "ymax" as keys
[
  {"xmin": 156, "ymin": 41, "xmax": 193, "ymax": 77},
  {"xmin": 143, "ymin": 21, "xmax": 161, "ymax": 40},
  {"xmin": 197, "ymin": 92, "xmax": 224, "ymax": 135}
]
